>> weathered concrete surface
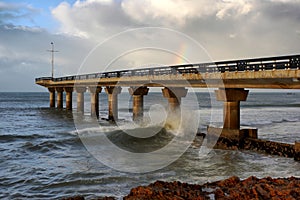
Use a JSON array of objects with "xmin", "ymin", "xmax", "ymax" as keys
[
  {"xmin": 36, "ymin": 69, "xmax": 300, "ymax": 89},
  {"xmin": 162, "ymin": 87, "xmax": 187, "ymax": 111},
  {"xmin": 48, "ymin": 88, "xmax": 55, "ymax": 108},
  {"xmin": 75, "ymin": 87, "xmax": 86, "ymax": 113},
  {"xmin": 128, "ymin": 86, "xmax": 149, "ymax": 121},
  {"xmin": 56, "ymin": 87, "xmax": 64, "ymax": 109},
  {"xmin": 64, "ymin": 87, "xmax": 73, "ymax": 110},
  {"xmin": 207, "ymin": 127, "xmax": 257, "ymax": 150},
  {"xmin": 105, "ymin": 86, "xmax": 122, "ymax": 121},
  {"xmin": 89, "ymin": 86, "xmax": 102, "ymax": 118},
  {"xmin": 215, "ymin": 88, "xmax": 249, "ymax": 129}
]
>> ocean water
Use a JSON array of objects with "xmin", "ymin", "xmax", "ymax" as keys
[{"xmin": 1, "ymin": 91, "xmax": 300, "ymax": 199}]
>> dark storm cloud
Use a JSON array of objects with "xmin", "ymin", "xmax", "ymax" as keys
[{"xmin": 259, "ymin": 1, "xmax": 300, "ymax": 21}]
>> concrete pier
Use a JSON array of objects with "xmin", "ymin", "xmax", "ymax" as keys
[
  {"xmin": 48, "ymin": 88, "xmax": 55, "ymax": 108},
  {"xmin": 128, "ymin": 86, "xmax": 149, "ymax": 121},
  {"xmin": 89, "ymin": 86, "xmax": 102, "ymax": 118},
  {"xmin": 207, "ymin": 88, "xmax": 250, "ymax": 144},
  {"xmin": 105, "ymin": 86, "xmax": 122, "ymax": 121},
  {"xmin": 215, "ymin": 88, "xmax": 249, "ymax": 130},
  {"xmin": 162, "ymin": 87, "xmax": 188, "ymax": 111},
  {"xmin": 64, "ymin": 87, "xmax": 73, "ymax": 110},
  {"xmin": 75, "ymin": 87, "xmax": 86, "ymax": 113},
  {"xmin": 35, "ymin": 54, "xmax": 300, "ymax": 162},
  {"xmin": 56, "ymin": 87, "xmax": 64, "ymax": 109}
]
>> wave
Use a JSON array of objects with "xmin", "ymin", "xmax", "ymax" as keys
[
  {"xmin": 21, "ymin": 137, "xmax": 81, "ymax": 153},
  {"xmin": 22, "ymin": 141, "xmax": 61, "ymax": 153},
  {"xmin": 0, "ymin": 134, "xmax": 51, "ymax": 142},
  {"xmin": 242, "ymin": 103, "xmax": 300, "ymax": 108},
  {"xmin": 241, "ymin": 118, "xmax": 300, "ymax": 126}
]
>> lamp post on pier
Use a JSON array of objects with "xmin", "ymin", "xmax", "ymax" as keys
[{"xmin": 47, "ymin": 42, "xmax": 59, "ymax": 78}]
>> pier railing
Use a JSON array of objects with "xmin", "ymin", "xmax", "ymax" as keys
[{"xmin": 35, "ymin": 54, "xmax": 300, "ymax": 82}]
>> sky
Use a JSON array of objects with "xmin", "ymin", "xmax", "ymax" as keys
[{"xmin": 1, "ymin": 0, "xmax": 300, "ymax": 92}]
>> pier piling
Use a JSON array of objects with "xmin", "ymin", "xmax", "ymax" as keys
[
  {"xmin": 105, "ymin": 86, "xmax": 122, "ymax": 121},
  {"xmin": 128, "ymin": 86, "xmax": 149, "ymax": 121},
  {"xmin": 75, "ymin": 87, "xmax": 86, "ymax": 113},
  {"xmin": 48, "ymin": 88, "xmax": 55, "ymax": 108},
  {"xmin": 64, "ymin": 87, "xmax": 73, "ymax": 110},
  {"xmin": 89, "ymin": 86, "xmax": 102, "ymax": 118},
  {"xmin": 56, "ymin": 88, "xmax": 63, "ymax": 109}
]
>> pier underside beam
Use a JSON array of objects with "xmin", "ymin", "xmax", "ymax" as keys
[
  {"xmin": 128, "ymin": 86, "xmax": 149, "ymax": 121},
  {"xmin": 162, "ymin": 87, "xmax": 188, "ymax": 112},
  {"xmin": 105, "ymin": 86, "xmax": 122, "ymax": 121},
  {"xmin": 89, "ymin": 86, "xmax": 102, "ymax": 118},
  {"xmin": 56, "ymin": 87, "xmax": 64, "ymax": 109}
]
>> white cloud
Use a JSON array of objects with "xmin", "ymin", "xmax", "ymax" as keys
[
  {"xmin": 51, "ymin": 0, "xmax": 133, "ymax": 39},
  {"xmin": 216, "ymin": 0, "xmax": 253, "ymax": 19},
  {"xmin": 122, "ymin": 0, "xmax": 254, "ymax": 25},
  {"xmin": 51, "ymin": 2, "xmax": 90, "ymax": 38},
  {"xmin": 74, "ymin": 0, "xmax": 114, "ymax": 7},
  {"xmin": 121, "ymin": 0, "xmax": 218, "ymax": 26},
  {"xmin": 51, "ymin": 0, "xmax": 257, "ymax": 39},
  {"xmin": 48, "ymin": 0, "xmax": 300, "ymax": 63},
  {"xmin": 2, "ymin": 0, "xmax": 300, "ymax": 91}
]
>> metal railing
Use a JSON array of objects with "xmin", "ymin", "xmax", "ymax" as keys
[{"xmin": 36, "ymin": 54, "xmax": 300, "ymax": 82}]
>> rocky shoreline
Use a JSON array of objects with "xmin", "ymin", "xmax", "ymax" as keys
[
  {"xmin": 63, "ymin": 134, "xmax": 300, "ymax": 199},
  {"xmin": 63, "ymin": 176, "xmax": 300, "ymax": 200}
]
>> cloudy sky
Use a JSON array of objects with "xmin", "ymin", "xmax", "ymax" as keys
[{"xmin": 1, "ymin": 0, "xmax": 300, "ymax": 92}]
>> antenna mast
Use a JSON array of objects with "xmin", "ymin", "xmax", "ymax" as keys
[{"xmin": 47, "ymin": 42, "xmax": 59, "ymax": 78}]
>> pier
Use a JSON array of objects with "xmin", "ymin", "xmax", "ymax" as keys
[{"xmin": 36, "ymin": 54, "xmax": 300, "ymax": 159}]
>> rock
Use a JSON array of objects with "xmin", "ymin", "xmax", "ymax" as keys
[
  {"xmin": 61, "ymin": 176, "xmax": 300, "ymax": 200},
  {"xmin": 61, "ymin": 196, "xmax": 85, "ymax": 200},
  {"xmin": 124, "ymin": 176, "xmax": 300, "ymax": 200}
]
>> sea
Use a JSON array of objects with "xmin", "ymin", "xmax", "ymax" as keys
[{"xmin": 1, "ymin": 91, "xmax": 300, "ymax": 199}]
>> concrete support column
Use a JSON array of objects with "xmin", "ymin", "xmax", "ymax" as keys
[
  {"xmin": 128, "ymin": 86, "xmax": 149, "ymax": 121},
  {"xmin": 105, "ymin": 86, "xmax": 122, "ymax": 121},
  {"xmin": 89, "ymin": 86, "xmax": 102, "ymax": 118},
  {"xmin": 48, "ymin": 88, "xmax": 56, "ymax": 108},
  {"xmin": 64, "ymin": 87, "xmax": 73, "ymax": 110},
  {"xmin": 56, "ymin": 87, "xmax": 64, "ymax": 109},
  {"xmin": 223, "ymin": 101, "xmax": 240, "ymax": 129},
  {"xmin": 75, "ymin": 87, "xmax": 86, "ymax": 113},
  {"xmin": 215, "ymin": 88, "xmax": 249, "ymax": 130},
  {"xmin": 162, "ymin": 87, "xmax": 188, "ymax": 112}
]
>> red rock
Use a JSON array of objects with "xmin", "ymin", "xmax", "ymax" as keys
[
  {"xmin": 216, "ymin": 176, "xmax": 240, "ymax": 188},
  {"xmin": 62, "ymin": 176, "xmax": 300, "ymax": 200}
]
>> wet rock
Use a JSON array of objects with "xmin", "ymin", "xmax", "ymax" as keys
[
  {"xmin": 61, "ymin": 196, "xmax": 85, "ymax": 200},
  {"xmin": 212, "ymin": 134, "xmax": 297, "ymax": 160},
  {"xmin": 124, "ymin": 176, "xmax": 300, "ymax": 200}
]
